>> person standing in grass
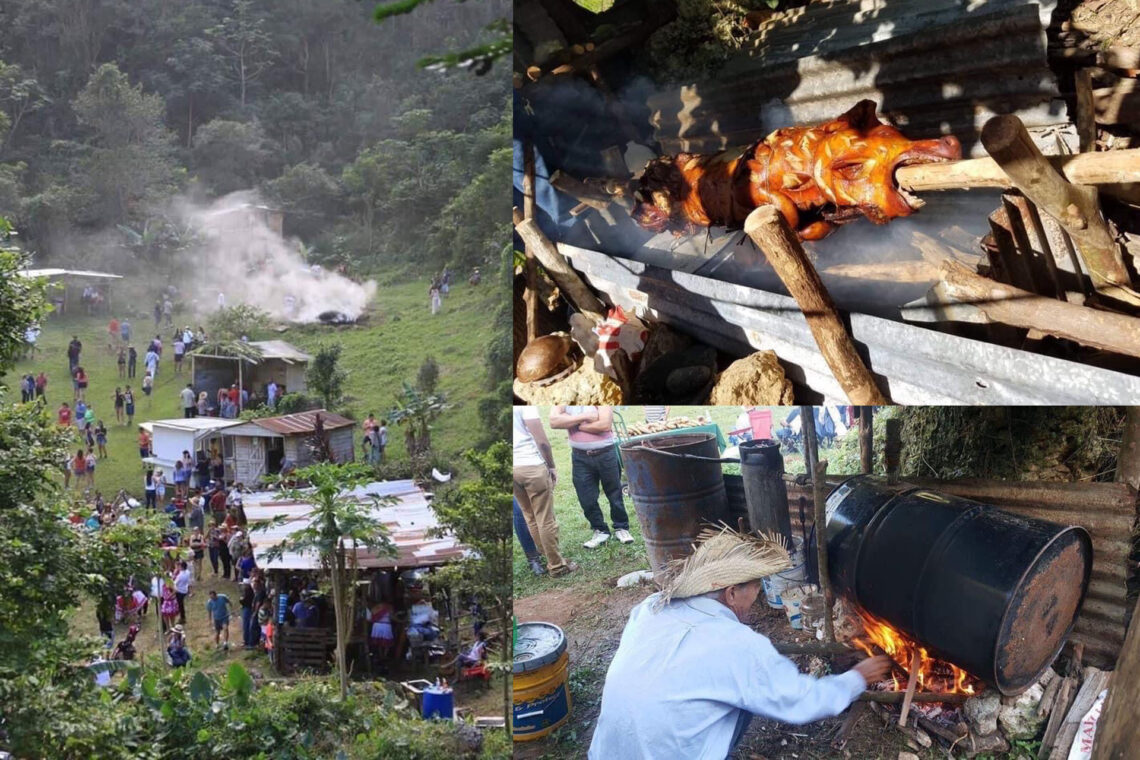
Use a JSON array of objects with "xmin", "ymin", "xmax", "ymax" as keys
[
  {"xmin": 173, "ymin": 336, "xmax": 185, "ymax": 374},
  {"xmin": 107, "ymin": 317, "xmax": 119, "ymax": 352},
  {"xmin": 74, "ymin": 366, "xmax": 89, "ymax": 402},
  {"xmin": 189, "ymin": 528, "xmax": 205, "ymax": 582},
  {"xmin": 58, "ymin": 401, "xmax": 72, "ymax": 427},
  {"xmin": 155, "ymin": 469, "xmax": 167, "ymax": 509},
  {"xmin": 75, "ymin": 399, "xmax": 88, "ymax": 431},
  {"xmin": 83, "ymin": 404, "xmax": 96, "ymax": 433},
  {"xmin": 127, "ymin": 345, "xmax": 137, "ymax": 378},
  {"xmin": 35, "ymin": 371, "xmax": 47, "ymax": 403},
  {"xmin": 117, "ymin": 346, "xmax": 126, "ymax": 378},
  {"xmin": 138, "ymin": 427, "xmax": 151, "ymax": 459},
  {"xmin": 142, "ymin": 372, "xmax": 153, "ymax": 404},
  {"xmin": 112, "ymin": 387, "xmax": 124, "ymax": 423},
  {"xmin": 95, "ymin": 420, "xmax": 108, "ymax": 458},
  {"xmin": 207, "ymin": 522, "xmax": 224, "ymax": 576},
  {"xmin": 67, "ymin": 335, "xmax": 82, "ymax": 372},
  {"xmin": 174, "ymin": 560, "xmax": 192, "ymax": 625},
  {"xmin": 144, "ymin": 469, "xmax": 157, "ymax": 510},
  {"xmin": 71, "ymin": 449, "xmax": 87, "ymax": 490},
  {"xmin": 124, "ymin": 386, "xmax": 135, "ymax": 425},
  {"xmin": 512, "ymin": 406, "xmax": 577, "ymax": 577},
  {"xmin": 206, "ymin": 589, "xmax": 233, "ymax": 651},
  {"xmin": 549, "ymin": 405, "xmax": 634, "ymax": 549},
  {"xmin": 84, "ymin": 448, "xmax": 97, "ymax": 489},
  {"xmin": 120, "ymin": 317, "xmax": 131, "ymax": 345},
  {"xmin": 144, "ymin": 346, "xmax": 158, "ymax": 380},
  {"xmin": 180, "ymin": 383, "xmax": 196, "ymax": 418}
]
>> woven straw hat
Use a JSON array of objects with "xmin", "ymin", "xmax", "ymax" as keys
[{"xmin": 658, "ymin": 525, "xmax": 792, "ymax": 605}]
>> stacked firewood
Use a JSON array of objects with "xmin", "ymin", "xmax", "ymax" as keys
[{"xmin": 624, "ymin": 416, "xmax": 702, "ymax": 437}]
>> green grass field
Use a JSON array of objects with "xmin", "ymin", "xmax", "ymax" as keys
[
  {"xmin": 512, "ymin": 406, "xmax": 847, "ymax": 600},
  {"xmin": 3, "ymin": 277, "xmax": 499, "ymax": 499}
]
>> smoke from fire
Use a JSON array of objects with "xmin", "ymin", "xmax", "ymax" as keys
[{"xmin": 175, "ymin": 192, "xmax": 377, "ymax": 323}]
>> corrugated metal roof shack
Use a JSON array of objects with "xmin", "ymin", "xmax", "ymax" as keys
[
  {"xmin": 17, "ymin": 267, "xmax": 123, "ymax": 315},
  {"xmin": 220, "ymin": 410, "xmax": 356, "ymax": 486},
  {"xmin": 190, "ymin": 340, "xmax": 312, "ymax": 411},
  {"xmin": 243, "ymin": 480, "xmax": 467, "ymax": 674}
]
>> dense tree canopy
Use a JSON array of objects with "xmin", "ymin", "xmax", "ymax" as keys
[{"xmin": 0, "ymin": 0, "xmax": 510, "ymax": 274}]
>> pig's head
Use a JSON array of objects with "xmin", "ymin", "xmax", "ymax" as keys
[{"xmin": 817, "ymin": 100, "xmax": 961, "ymax": 223}]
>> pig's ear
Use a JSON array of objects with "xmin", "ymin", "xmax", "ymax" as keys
[{"xmin": 838, "ymin": 99, "xmax": 881, "ymax": 132}]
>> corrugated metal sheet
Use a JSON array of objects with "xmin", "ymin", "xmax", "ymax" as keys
[
  {"xmin": 648, "ymin": 3, "xmax": 1071, "ymax": 158},
  {"xmin": 558, "ymin": 242, "xmax": 1140, "ymax": 404},
  {"xmin": 252, "ymin": 409, "xmax": 355, "ymax": 435},
  {"xmin": 745, "ymin": 478, "xmax": 1135, "ymax": 668},
  {"xmin": 18, "ymin": 268, "xmax": 124, "ymax": 279},
  {"xmin": 248, "ymin": 340, "xmax": 313, "ymax": 363},
  {"xmin": 244, "ymin": 479, "xmax": 466, "ymax": 571}
]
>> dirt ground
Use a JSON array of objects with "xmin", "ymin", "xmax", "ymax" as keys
[{"xmin": 515, "ymin": 584, "xmax": 944, "ymax": 760}]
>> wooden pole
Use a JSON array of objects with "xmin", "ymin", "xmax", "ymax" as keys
[
  {"xmin": 522, "ymin": 141, "xmax": 539, "ymax": 343},
  {"xmin": 884, "ymin": 418, "xmax": 902, "ymax": 486},
  {"xmin": 800, "ymin": 408, "xmax": 835, "ymax": 642},
  {"xmin": 1115, "ymin": 407, "xmax": 1140, "ymax": 489},
  {"xmin": 512, "ymin": 213, "xmax": 607, "ymax": 325},
  {"xmin": 898, "ymin": 649, "xmax": 922, "ymax": 726},
  {"xmin": 895, "ymin": 147, "xmax": 1140, "ymax": 193},
  {"xmin": 979, "ymin": 114, "xmax": 1135, "ymax": 301},
  {"xmin": 744, "ymin": 207, "xmax": 889, "ymax": 404},
  {"xmin": 857, "ymin": 691, "xmax": 969, "ymax": 705},
  {"xmin": 1092, "ymin": 598, "xmax": 1140, "ymax": 759},
  {"xmin": 859, "ymin": 407, "xmax": 874, "ymax": 474},
  {"xmin": 930, "ymin": 260, "xmax": 1140, "ymax": 359}
]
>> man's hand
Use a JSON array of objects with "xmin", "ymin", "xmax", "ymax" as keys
[
  {"xmin": 853, "ymin": 655, "xmax": 892, "ymax": 686},
  {"xmin": 548, "ymin": 467, "xmax": 558, "ymax": 486}
]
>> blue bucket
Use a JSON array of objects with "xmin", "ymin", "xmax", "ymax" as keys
[{"xmin": 422, "ymin": 686, "xmax": 454, "ymax": 720}]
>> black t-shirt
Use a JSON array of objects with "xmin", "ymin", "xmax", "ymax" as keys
[{"xmin": 241, "ymin": 584, "xmax": 254, "ymax": 609}]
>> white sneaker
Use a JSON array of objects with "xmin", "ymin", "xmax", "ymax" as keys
[
  {"xmin": 583, "ymin": 530, "xmax": 611, "ymax": 549},
  {"xmin": 614, "ymin": 529, "xmax": 634, "ymax": 544}
]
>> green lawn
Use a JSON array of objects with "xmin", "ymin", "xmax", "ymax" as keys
[
  {"xmin": 3, "ymin": 276, "xmax": 499, "ymax": 500},
  {"xmin": 513, "ymin": 406, "xmax": 847, "ymax": 600}
]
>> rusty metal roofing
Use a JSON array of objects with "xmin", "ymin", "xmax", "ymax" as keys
[
  {"xmin": 251, "ymin": 409, "xmax": 356, "ymax": 436},
  {"xmin": 248, "ymin": 340, "xmax": 313, "ymax": 363},
  {"xmin": 243, "ymin": 479, "xmax": 467, "ymax": 571},
  {"xmin": 647, "ymin": 3, "xmax": 1071, "ymax": 158}
]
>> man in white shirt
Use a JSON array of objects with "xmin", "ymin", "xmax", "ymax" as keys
[
  {"xmin": 180, "ymin": 383, "xmax": 196, "ymax": 418},
  {"xmin": 549, "ymin": 406, "xmax": 633, "ymax": 549},
  {"xmin": 513, "ymin": 407, "xmax": 577, "ymax": 576},
  {"xmin": 589, "ymin": 528, "xmax": 890, "ymax": 760},
  {"xmin": 173, "ymin": 561, "xmax": 193, "ymax": 626}
]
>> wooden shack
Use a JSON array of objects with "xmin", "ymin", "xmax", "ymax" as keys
[
  {"xmin": 220, "ymin": 409, "xmax": 356, "ymax": 485},
  {"xmin": 244, "ymin": 479, "xmax": 467, "ymax": 674},
  {"xmin": 190, "ymin": 339, "xmax": 312, "ymax": 410}
]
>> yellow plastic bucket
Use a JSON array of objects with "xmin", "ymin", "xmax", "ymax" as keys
[{"xmin": 513, "ymin": 622, "xmax": 572, "ymax": 741}]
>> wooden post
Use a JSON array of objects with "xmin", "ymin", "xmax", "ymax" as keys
[
  {"xmin": 1115, "ymin": 407, "xmax": 1140, "ymax": 489},
  {"xmin": 857, "ymin": 691, "xmax": 969, "ymax": 705},
  {"xmin": 1092, "ymin": 598, "xmax": 1140, "ymax": 759},
  {"xmin": 884, "ymin": 418, "xmax": 902, "ymax": 485},
  {"xmin": 744, "ymin": 207, "xmax": 889, "ymax": 404},
  {"xmin": 512, "ymin": 214, "xmax": 607, "ymax": 325},
  {"xmin": 522, "ymin": 141, "xmax": 539, "ymax": 343},
  {"xmin": 898, "ymin": 649, "xmax": 922, "ymax": 726},
  {"xmin": 800, "ymin": 407, "xmax": 835, "ymax": 642},
  {"xmin": 933, "ymin": 260, "xmax": 1140, "ymax": 359},
  {"xmin": 895, "ymin": 147, "xmax": 1140, "ymax": 193},
  {"xmin": 979, "ymin": 114, "xmax": 1135, "ymax": 302},
  {"xmin": 859, "ymin": 407, "xmax": 874, "ymax": 474},
  {"xmin": 1075, "ymin": 69, "xmax": 1098, "ymax": 154}
]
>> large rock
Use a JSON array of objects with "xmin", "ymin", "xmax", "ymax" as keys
[
  {"xmin": 709, "ymin": 351, "xmax": 794, "ymax": 405},
  {"xmin": 963, "ymin": 730, "xmax": 1009, "ymax": 759},
  {"xmin": 513, "ymin": 361, "xmax": 623, "ymax": 404},
  {"xmin": 963, "ymin": 691, "xmax": 1001, "ymax": 736},
  {"xmin": 998, "ymin": 682, "xmax": 1045, "ymax": 740}
]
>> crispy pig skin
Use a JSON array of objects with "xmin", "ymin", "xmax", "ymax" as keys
[{"xmin": 631, "ymin": 99, "xmax": 961, "ymax": 241}]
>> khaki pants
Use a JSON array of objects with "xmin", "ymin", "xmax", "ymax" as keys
[{"xmin": 513, "ymin": 464, "xmax": 566, "ymax": 572}]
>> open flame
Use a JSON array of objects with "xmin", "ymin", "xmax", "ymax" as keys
[{"xmin": 853, "ymin": 612, "xmax": 979, "ymax": 696}]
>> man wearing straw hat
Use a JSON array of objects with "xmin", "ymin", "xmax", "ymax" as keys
[{"xmin": 589, "ymin": 527, "xmax": 890, "ymax": 759}]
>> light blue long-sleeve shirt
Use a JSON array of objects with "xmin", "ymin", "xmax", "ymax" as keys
[{"xmin": 588, "ymin": 593, "xmax": 866, "ymax": 760}]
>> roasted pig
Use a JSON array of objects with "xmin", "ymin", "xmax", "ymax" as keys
[{"xmin": 631, "ymin": 99, "xmax": 961, "ymax": 241}]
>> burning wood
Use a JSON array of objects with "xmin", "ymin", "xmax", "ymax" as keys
[{"xmin": 852, "ymin": 611, "xmax": 981, "ymax": 697}]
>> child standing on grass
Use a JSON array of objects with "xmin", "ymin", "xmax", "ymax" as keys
[
  {"xmin": 155, "ymin": 469, "xmax": 167, "ymax": 509},
  {"xmin": 95, "ymin": 421, "xmax": 108, "ymax": 458},
  {"xmin": 74, "ymin": 366, "xmax": 88, "ymax": 402},
  {"xmin": 72, "ymin": 449, "xmax": 87, "ymax": 490},
  {"xmin": 142, "ymin": 372, "xmax": 153, "ymax": 405},
  {"xmin": 85, "ymin": 449, "xmax": 97, "ymax": 489},
  {"xmin": 113, "ymin": 387, "xmax": 124, "ymax": 423}
]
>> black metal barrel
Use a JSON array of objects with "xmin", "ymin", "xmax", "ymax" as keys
[
  {"xmin": 739, "ymin": 439, "xmax": 793, "ymax": 544},
  {"xmin": 620, "ymin": 433, "xmax": 730, "ymax": 581},
  {"xmin": 826, "ymin": 476, "xmax": 1092, "ymax": 696}
]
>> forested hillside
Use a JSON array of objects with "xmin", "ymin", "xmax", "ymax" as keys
[{"xmin": 0, "ymin": 0, "xmax": 510, "ymax": 276}]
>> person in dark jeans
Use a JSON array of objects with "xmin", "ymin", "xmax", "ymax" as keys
[
  {"xmin": 514, "ymin": 497, "xmax": 544, "ymax": 575},
  {"xmin": 549, "ymin": 406, "xmax": 634, "ymax": 549}
]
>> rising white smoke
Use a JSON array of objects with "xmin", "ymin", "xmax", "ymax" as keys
[{"xmin": 174, "ymin": 191, "xmax": 377, "ymax": 323}]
